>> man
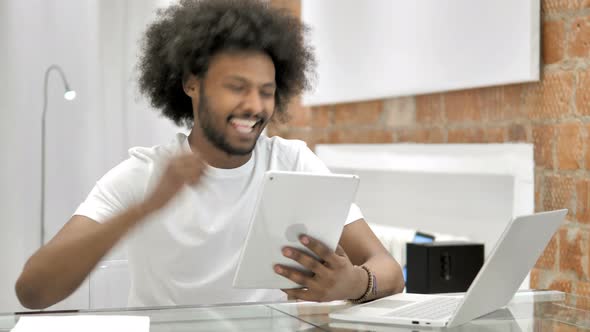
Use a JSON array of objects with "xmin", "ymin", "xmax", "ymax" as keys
[{"xmin": 16, "ymin": 0, "xmax": 404, "ymax": 309}]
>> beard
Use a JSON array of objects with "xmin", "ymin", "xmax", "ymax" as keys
[{"xmin": 196, "ymin": 84, "xmax": 263, "ymax": 156}]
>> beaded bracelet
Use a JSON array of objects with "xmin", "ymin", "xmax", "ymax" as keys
[{"xmin": 349, "ymin": 265, "xmax": 375, "ymax": 304}]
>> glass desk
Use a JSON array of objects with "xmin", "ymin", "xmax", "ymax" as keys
[{"xmin": 1, "ymin": 291, "xmax": 589, "ymax": 331}]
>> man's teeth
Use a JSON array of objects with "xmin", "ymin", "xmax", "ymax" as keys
[
  {"xmin": 231, "ymin": 118, "xmax": 258, "ymax": 134},
  {"xmin": 235, "ymin": 126, "xmax": 253, "ymax": 134},
  {"xmin": 231, "ymin": 118, "xmax": 258, "ymax": 127}
]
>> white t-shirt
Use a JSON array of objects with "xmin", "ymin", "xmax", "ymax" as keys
[{"xmin": 75, "ymin": 133, "xmax": 363, "ymax": 307}]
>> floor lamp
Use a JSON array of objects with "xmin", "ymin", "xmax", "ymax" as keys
[{"xmin": 41, "ymin": 65, "xmax": 76, "ymax": 247}]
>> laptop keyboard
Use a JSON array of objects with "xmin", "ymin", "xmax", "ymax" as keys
[
  {"xmin": 363, "ymin": 299, "xmax": 414, "ymax": 310},
  {"xmin": 385, "ymin": 297, "xmax": 462, "ymax": 320}
]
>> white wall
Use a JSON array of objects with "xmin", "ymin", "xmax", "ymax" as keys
[
  {"xmin": 0, "ymin": 0, "xmax": 181, "ymax": 312},
  {"xmin": 302, "ymin": 0, "xmax": 540, "ymax": 105},
  {"xmin": 315, "ymin": 144, "xmax": 534, "ymax": 256}
]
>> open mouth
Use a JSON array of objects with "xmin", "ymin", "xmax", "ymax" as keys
[{"xmin": 229, "ymin": 118, "xmax": 262, "ymax": 135}]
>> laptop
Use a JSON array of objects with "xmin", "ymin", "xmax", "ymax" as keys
[
  {"xmin": 329, "ymin": 209, "xmax": 567, "ymax": 328},
  {"xmin": 329, "ymin": 308, "xmax": 523, "ymax": 332}
]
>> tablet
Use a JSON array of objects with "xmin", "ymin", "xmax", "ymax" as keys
[{"xmin": 232, "ymin": 170, "xmax": 360, "ymax": 289}]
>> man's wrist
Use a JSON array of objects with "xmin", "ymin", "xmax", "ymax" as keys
[
  {"xmin": 350, "ymin": 265, "xmax": 371, "ymax": 302},
  {"xmin": 128, "ymin": 203, "xmax": 153, "ymax": 222}
]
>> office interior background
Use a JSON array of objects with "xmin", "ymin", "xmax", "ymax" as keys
[
  {"xmin": 268, "ymin": 0, "xmax": 590, "ymax": 298},
  {"xmin": 0, "ymin": 0, "xmax": 588, "ymax": 312}
]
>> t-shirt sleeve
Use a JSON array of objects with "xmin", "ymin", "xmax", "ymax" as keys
[
  {"xmin": 294, "ymin": 142, "xmax": 364, "ymax": 226},
  {"xmin": 73, "ymin": 157, "xmax": 148, "ymax": 224}
]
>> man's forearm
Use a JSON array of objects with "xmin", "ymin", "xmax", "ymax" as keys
[
  {"xmin": 363, "ymin": 253, "xmax": 405, "ymax": 300},
  {"xmin": 15, "ymin": 205, "xmax": 149, "ymax": 309}
]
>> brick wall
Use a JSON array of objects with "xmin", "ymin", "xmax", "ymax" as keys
[{"xmin": 269, "ymin": 0, "xmax": 590, "ymax": 296}]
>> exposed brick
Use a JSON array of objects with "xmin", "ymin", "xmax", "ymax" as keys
[
  {"xmin": 543, "ymin": 175, "xmax": 575, "ymax": 217},
  {"xmin": 287, "ymin": 104, "xmax": 311, "ymax": 128},
  {"xmin": 569, "ymin": 16, "xmax": 590, "ymax": 58},
  {"xmin": 415, "ymin": 94, "xmax": 443, "ymax": 124},
  {"xmin": 493, "ymin": 86, "xmax": 523, "ymax": 120},
  {"xmin": 397, "ymin": 128, "xmax": 445, "ymax": 143},
  {"xmin": 485, "ymin": 127, "xmax": 506, "ymax": 143},
  {"xmin": 559, "ymin": 227, "xmax": 588, "ymax": 279},
  {"xmin": 548, "ymin": 278, "xmax": 573, "ymax": 293},
  {"xmin": 530, "ymin": 268, "xmax": 542, "ymax": 289},
  {"xmin": 274, "ymin": 96, "xmax": 311, "ymax": 129},
  {"xmin": 310, "ymin": 106, "xmax": 331, "ymax": 128},
  {"xmin": 505, "ymin": 85, "xmax": 525, "ymax": 110},
  {"xmin": 447, "ymin": 128, "xmax": 485, "ymax": 143},
  {"xmin": 577, "ymin": 280, "xmax": 590, "ymax": 310},
  {"xmin": 576, "ymin": 70, "xmax": 590, "ymax": 116},
  {"xmin": 484, "ymin": 85, "xmax": 524, "ymax": 122},
  {"xmin": 551, "ymin": 321, "xmax": 581, "ymax": 332},
  {"xmin": 445, "ymin": 89, "xmax": 483, "ymax": 123},
  {"xmin": 508, "ymin": 124, "xmax": 528, "ymax": 142},
  {"xmin": 579, "ymin": 281, "xmax": 590, "ymax": 297},
  {"xmin": 556, "ymin": 122, "xmax": 583, "ymax": 170},
  {"xmin": 576, "ymin": 179, "xmax": 590, "ymax": 224},
  {"xmin": 426, "ymin": 86, "xmax": 522, "ymax": 125},
  {"xmin": 383, "ymin": 97, "xmax": 416, "ymax": 128},
  {"xmin": 533, "ymin": 125, "xmax": 556, "ymax": 169},
  {"xmin": 332, "ymin": 101, "xmax": 383, "ymax": 126},
  {"xmin": 536, "ymin": 233, "xmax": 559, "ymax": 269},
  {"xmin": 542, "ymin": 0, "xmax": 585, "ymax": 14},
  {"xmin": 543, "ymin": 19, "xmax": 566, "ymax": 64},
  {"xmin": 523, "ymin": 72, "xmax": 574, "ymax": 120},
  {"xmin": 328, "ymin": 129, "xmax": 393, "ymax": 144},
  {"xmin": 536, "ymin": 171, "xmax": 544, "ymax": 212},
  {"xmin": 539, "ymin": 318, "xmax": 557, "ymax": 331}
]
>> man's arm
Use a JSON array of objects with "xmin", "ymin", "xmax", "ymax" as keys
[
  {"xmin": 15, "ymin": 153, "xmax": 206, "ymax": 309},
  {"xmin": 15, "ymin": 209, "xmax": 147, "ymax": 309},
  {"xmin": 339, "ymin": 219, "xmax": 405, "ymax": 299}
]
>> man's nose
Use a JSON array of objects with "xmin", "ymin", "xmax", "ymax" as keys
[{"xmin": 243, "ymin": 89, "xmax": 264, "ymax": 114}]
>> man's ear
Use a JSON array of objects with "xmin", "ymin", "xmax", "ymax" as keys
[{"xmin": 183, "ymin": 75, "xmax": 200, "ymax": 98}]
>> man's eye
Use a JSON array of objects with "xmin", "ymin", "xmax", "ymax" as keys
[
  {"xmin": 227, "ymin": 85, "xmax": 245, "ymax": 92},
  {"xmin": 260, "ymin": 90, "xmax": 275, "ymax": 98}
]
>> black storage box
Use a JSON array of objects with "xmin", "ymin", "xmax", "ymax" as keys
[{"xmin": 406, "ymin": 241, "xmax": 484, "ymax": 294}]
